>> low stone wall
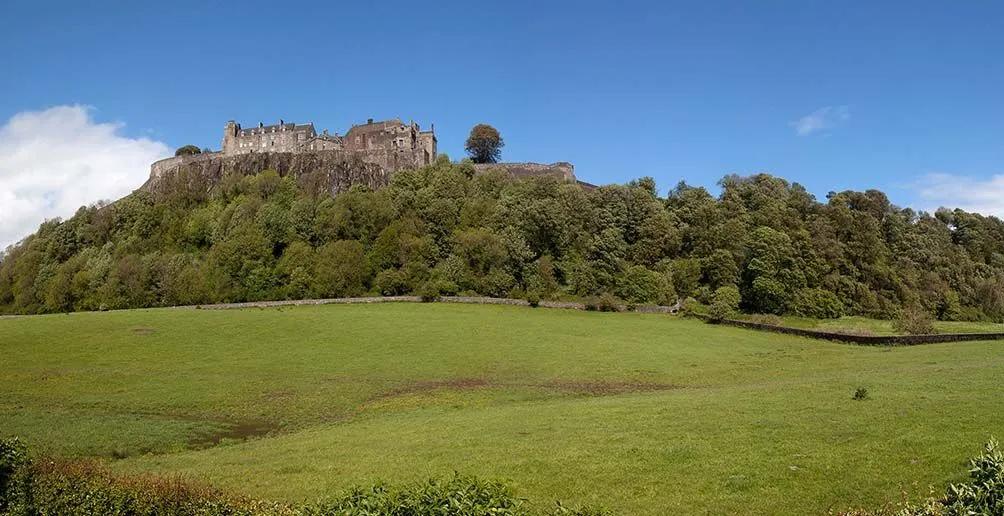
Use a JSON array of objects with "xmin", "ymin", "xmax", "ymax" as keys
[
  {"xmin": 180, "ymin": 295, "xmax": 679, "ymax": 313},
  {"xmin": 699, "ymin": 316, "xmax": 1004, "ymax": 345}
]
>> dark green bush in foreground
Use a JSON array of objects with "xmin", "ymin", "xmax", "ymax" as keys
[{"xmin": 0, "ymin": 438, "xmax": 607, "ymax": 516}]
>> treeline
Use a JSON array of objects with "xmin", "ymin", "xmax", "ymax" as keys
[{"xmin": 3, "ymin": 156, "xmax": 1004, "ymax": 320}]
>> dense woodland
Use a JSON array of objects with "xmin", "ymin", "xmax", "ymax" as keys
[{"xmin": 3, "ymin": 155, "xmax": 1004, "ymax": 321}]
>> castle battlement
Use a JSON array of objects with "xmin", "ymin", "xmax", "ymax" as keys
[{"xmin": 221, "ymin": 117, "xmax": 437, "ymax": 169}]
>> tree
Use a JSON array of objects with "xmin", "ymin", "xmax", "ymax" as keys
[
  {"xmin": 175, "ymin": 145, "xmax": 202, "ymax": 156},
  {"xmin": 464, "ymin": 124, "xmax": 504, "ymax": 164}
]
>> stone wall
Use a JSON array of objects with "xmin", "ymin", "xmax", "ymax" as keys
[
  {"xmin": 472, "ymin": 162, "xmax": 577, "ymax": 182},
  {"xmin": 698, "ymin": 315, "xmax": 1004, "ymax": 345}
]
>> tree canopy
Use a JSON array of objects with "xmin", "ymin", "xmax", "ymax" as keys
[
  {"xmin": 464, "ymin": 124, "xmax": 504, "ymax": 164},
  {"xmin": 175, "ymin": 145, "xmax": 202, "ymax": 156},
  {"xmin": 3, "ymin": 162, "xmax": 1004, "ymax": 324}
]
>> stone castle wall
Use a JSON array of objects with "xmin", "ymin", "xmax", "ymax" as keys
[{"xmin": 473, "ymin": 162, "xmax": 577, "ymax": 182}]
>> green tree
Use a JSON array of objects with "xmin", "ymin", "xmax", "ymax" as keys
[
  {"xmin": 464, "ymin": 124, "xmax": 504, "ymax": 164},
  {"xmin": 174, "ymin": 145, "xmax": 202, "ymax": 156}
]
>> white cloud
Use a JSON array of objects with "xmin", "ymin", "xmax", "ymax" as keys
[
  {"xmin": 0, "ymin": 105, "xmax": 170, "ymax": 249},
  {"xmin": 791, "ymin": 105, "xmax": 850, "ymax": 136},
  {"xmin": 913, "ymin": 172, "xmax": 1004, "ymax": 217}
]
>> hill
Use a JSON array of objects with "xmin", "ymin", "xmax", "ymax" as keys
[{"xmin": 2, "ymin": 157, "xmax": 1004, "ymax": 322}]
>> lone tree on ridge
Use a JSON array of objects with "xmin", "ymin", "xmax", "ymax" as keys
[
  {"xmin": 464, "ymin": 124, "xmax": 504, "ymax": 164},
  {"xmin": 175, "ymin": 145, "xmax": 202, "ymax": 156}
]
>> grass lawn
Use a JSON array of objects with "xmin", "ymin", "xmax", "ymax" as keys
[
  {"xmin": 742, "ymin": 314, "xmax": 1004, "ymax": 336},
  {"xmin": 2, "ymin": 303, "xmax": 1003, "ymax": 514}
]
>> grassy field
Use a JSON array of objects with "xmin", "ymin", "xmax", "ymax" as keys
[
  {"xmin": 2, "ymin": 303, "xmax": 1003, "ymax": 514},
  {"xmin": 741, "ymin": 314, "xmax": 1004, "ymax": 336}
]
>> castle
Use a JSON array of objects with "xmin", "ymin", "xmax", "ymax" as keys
[
  {"xmin": 221, "ymin": 118, "xmax": 437, "ymax": 169},
  {"xmin": 144, "ymin": 116, "xmax": 584, "ymax": 194}
]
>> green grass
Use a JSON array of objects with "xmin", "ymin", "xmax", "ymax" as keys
[
  {"xmin": 743, "ymin": 314, "xmax": 1004, "ymax": 336},
  {"xmin": 2, "ymin": 303, "xmax": 1003, "ymax": 514}
]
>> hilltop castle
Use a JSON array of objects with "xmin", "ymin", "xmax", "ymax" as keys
[
  {"xmin": 144, "ymin": 116, "xmax": 584, "ymax": 195},
  {"xmin": 221, "ymin": 118, "xmax": 437, "ymax": 169}
]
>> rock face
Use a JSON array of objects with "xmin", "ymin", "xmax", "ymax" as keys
[
  {"xmin": 143, "ymin": 153, "xmax": 589, "ymax": 198},
  {"xmin": 142, "ymin": 150, "xmax": 398, "ymax": 196}
]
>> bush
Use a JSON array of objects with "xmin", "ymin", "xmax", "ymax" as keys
[
  {"xmin": 893, "ymin": 306, "xmax": 936, "ymax": 335},
  {"xmin": 852, "ymin": 387, "xmax": 869, "ymax": 401},
  {"xmin": 0, "ymin": 438, "xmax": 610, "ymax": 516},
  {"xmin": 597, "ymin": 292, "xmax": 620, "ymax": 312},
  {"xmin": 419, "ymin": 281, "xmax": 441, "ymax": 302},
  {"xmin": 790, "ymin": 288, "xmax": 844, "ymax": 319},
  {"xmin": 891, "ymin": 439, "xmax": 1004, "ymax": 515},
  {"xmin": 747, "ymin": 314, "xmax": 783, "ymax": 326},
  {"xmin": 0, "ymin": 438, "xmax": 29, "ymax": 512},
  {"xmin": 375, "ymin": 269, "xmax": 408, "ymax": 296},
  {"xmin": 708, "ymin": 286, "xmax": 741, "ymax": 322},
  {"xmin": 679, "ymin": 297, "xmax": 705, "ymax": 317},
  {"xmin": 526, "ymin": 291, "xmax": 541, "ymax": 308},
  {"xmin": 615, "ymin": 265, "xmax": 674, "ymax": 305}
]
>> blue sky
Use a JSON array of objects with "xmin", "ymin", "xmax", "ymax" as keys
[{"xmin": 1, "ymin": 0, "xmax": 1003, "ymax": 245}]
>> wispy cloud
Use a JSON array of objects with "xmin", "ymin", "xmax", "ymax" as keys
[
  {"xmin": 0, "ymin": 105, "xmax": 170, "ymax": 249},
  {"xmin": 913, "ymin": 172, "xmax": 1004, "ymax": 217},
  {"xmin": 791, "ymin": 105, "xmax": 850, "ymax": 136}
]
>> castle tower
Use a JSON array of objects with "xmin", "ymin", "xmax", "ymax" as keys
[{"xmin": 221, "ymin": 120, "xmax": 240, "ymax": 155}]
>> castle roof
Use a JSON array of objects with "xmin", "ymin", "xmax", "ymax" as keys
[{"xmin": 239, "ymin": 122, "xmax": 315, "ymax": 136}]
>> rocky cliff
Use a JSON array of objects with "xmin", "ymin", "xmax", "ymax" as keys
[{"xmin": 142, "ymin": 150, "xmax": 399, "ymax": 196}]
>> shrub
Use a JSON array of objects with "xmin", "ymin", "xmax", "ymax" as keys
[
  {"xmin": 893, "ymin": 306, "xmax": 936, "ymax": 335},
  {"xmin": 890, "ymin": 439, "xmax": 1004, "ymax": 515},
  {"xmin": 597, "ymin": 292, "xmax": 620, "ymax": 312},
  {"xmin": 0, "ymin": 439, "xmax": 609, "ymax": 516},
  {"xmin": 790, "ymin": 288, "xmax": 844, "ymax": 319},
  {"xmin": 374, "ymin": 269, "xmax": 408, "ymax": 296},
  {"xmin": 419, "ymin": 281, "xmax": 441, "ymax": 303},
  {"xmin": 748, "ymin": 314, "xmax": 783, "ymax": 326},
  {"xmin": 677, "ymin": 297, "xmax": 703, "ymax": 317},
  {"xmin": 615, "ymin": 265, "xmax": 674, "ymax": 305},
  {"xmin": 526, "ymin": 291, "xmax": 541, "ymax": 308},
  {"xmin": 708, "ymin": 286, "xmax": 741, "ymax": 322},
  {"xmin": 852, "ymin": 387, "xmax": 869, "ymax": 401},
  {"xmin": 0, "ymin": 438, "xmax": 29, "ymax": 512}
]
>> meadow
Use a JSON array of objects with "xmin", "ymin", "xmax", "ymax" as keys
[{"xmin": 2, "ymin": 303, "xmax": 1003, "ymax": 514}]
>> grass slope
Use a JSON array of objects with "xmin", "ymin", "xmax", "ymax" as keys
[{"xmin": 2, "ymin": 303, "xmax": 1003, "ymax": 514}]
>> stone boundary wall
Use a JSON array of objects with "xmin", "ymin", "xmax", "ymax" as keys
[
  {"xmin": 694, "ymin": 315, "xmax": 1004, "ymax": 345},
  {"xmin": 176, "ymin": 295, "xmax": 678, "ymax": 313}
]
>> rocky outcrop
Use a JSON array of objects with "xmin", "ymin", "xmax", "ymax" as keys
[{"xmin": 142, "ymin": 150, "xmax": 398, "ymax": 196}]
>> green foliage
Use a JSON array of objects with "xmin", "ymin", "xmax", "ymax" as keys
[
  {"xmin": 852, "ymin": 387, "xmax": 869, "ymax": 401},
  {"xmin": 0, "ymin": 441, "xmax": 605, "ymax": 516},
  {"xmin": 597, "ymin": 292, "xmax": 620, "ymax": 312},
  {"xmin": 525, "ymin": 290, "xmax": 541, "ymax": 307},
  {"xmin": 375, "ymin": 269, "xmax": 408, "ymax": 296},
  {"xmin": 615, "ymin": 265, "xmax": 674, "ymax": 305},
  {"xmin": 790, "ymin": 288, "xmax": 844, "ymax": 319},
  {"xmin": 708, "ymin": 286, "xmax": 741, "ymax": 322},
  {"xmin": 861, "ymin": 439, "xmax": 1004, "ymax": 516},
  {"xmin": 7, "ymin": 163, "xmax": 1004, "ymax": 323},
  {"xmin": 174, "ymin": 145, "xmax": 202, "ymax": 156},
  {"xmin": 0, "ymin": 438, "xmax": 29, "ymax": 513},
  {"xmin": 464, "ymin": 124, "xmax": 505, "ymax": 164},
  {"xmin": 893, "ymin": 306, "xmax": 937, "ymax": 335}
]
